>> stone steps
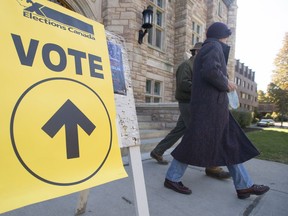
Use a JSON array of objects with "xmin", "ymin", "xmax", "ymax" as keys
[
  {"xmin": 138, "ymin": 121, "xmax": 166, "ymax": 130},
  {"xmin": 121, "ymin": 103, "xmax": 179, "ymax": 157},
  {"xmin": 121, "ymin": 129, "xmax": 170, "ymax": 156},
  {"xmin": 121, "ymin": 121, "xmax": 176, "ymax": 157},
  {"xmin": 140, "ymin": 129, "xmax": 171, "ymax": 139},
  {"xmin": 138, "ymin": 119, "xmax": 174, "ymax": 149}
]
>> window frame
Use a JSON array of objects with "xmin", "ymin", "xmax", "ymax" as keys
[
  {"xmin": 147, "ymin": 0, "xmax": 165, "ymax": 49},
  {"xmin": 145, "ymin": 79, "xmax": 163, "ymax": 103},
  {"xmin": 217, "ymin": 0, "xmax": 223, "ymax": 18},
  {"xmin": 192, "ymin": 21, "xmax": 203, "ymax": 46}
]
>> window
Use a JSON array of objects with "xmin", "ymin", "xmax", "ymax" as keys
[
  {"xmin": 145, "ymin": 79, "xmax": 163, "ymax": 103},
  {"xmin": 217, "ymin": 1, "xmax": 223, "ymax": 17},
  {"xmin": 148, "ymin": 1, "xmax": 165, "ymax": 49},
  {"xmin": 146, "ymin": 80, "xmax": 152, "ymax": 94},
  {"xmin": 192, "ymin": 21, "xmax": 202, "ymax": 45},
  {"xmin": 154, "ymin": 81, "xmax": 161, "ymax": 95},
  {"xmin": 48, "ymin": 0, "xmax": 73, "ymax": 10},
  {"xmin": 236, "ymin": 77, "xmax": 241, "ymax": 86}
]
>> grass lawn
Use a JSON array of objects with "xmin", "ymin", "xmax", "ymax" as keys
[{"xmin": 246, "ymin": 127, "xmax": 288, "ymax": 165}]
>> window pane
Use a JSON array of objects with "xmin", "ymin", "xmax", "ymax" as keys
[
  {"xmin": 192, "ymin": 34, "xmax": 195, "ymax": 45},
  {"xmin": 147, "ymin": 1, "xmax": 165, "ymax": 49},
  {"xmin": 197, "ymin": 25, "xmax": 200, "ymax": 34},
  {"xmin": 145, "ymin": 97, "xmax": 152, "ymax": 103},
  {"xmin": 156, "ymin": 29, "xmax": 162, "ymax": 48},
  {"xmin": 154, "ymin": 97, "xmax": 161, "ymax": 103},
  {"xmin": 146, "ymin": 80, "xmax": 152, "ymax": 93},
  {"xmin": 156, "ymin": 11, "xmax": 162, "ymax": 26},
  {"xmin": 154, "ymin": 81, "xmax": 161, "ymax": 95},
  {"xmin": 148, "ymin": 28, "xmax": 153, "ymax": 44},
  {"xmin": 157, "ymin": 0, "xmax": 163, "ymax": 7}
]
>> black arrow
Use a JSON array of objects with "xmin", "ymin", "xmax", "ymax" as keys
[{"xmin": 42, "ymin": 99, "xmax": 96, "ymax": 159}]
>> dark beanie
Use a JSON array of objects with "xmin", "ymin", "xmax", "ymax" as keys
[{"xmin": 206, "ymin": 22, "xmax": 232, "ymax": 39}]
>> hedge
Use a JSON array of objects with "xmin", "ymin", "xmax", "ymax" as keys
[{"xmin": 230, "ymin": 110, "xmax": 253, "ymax": 128}]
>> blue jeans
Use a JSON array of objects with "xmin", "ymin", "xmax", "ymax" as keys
[{"xmin": 166, "ymin": 159, "xmax": 253, "ymax": 190}]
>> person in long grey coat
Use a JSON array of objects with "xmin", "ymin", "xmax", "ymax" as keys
[
  {"xmin": 164, "ymin": 22, "xmax": 270, "ymax": 199},
  {"xmin": 150, "ymin": 42, "xmax": 231, "ymax": 180}
]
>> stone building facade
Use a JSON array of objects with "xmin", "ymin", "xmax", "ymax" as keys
[
  {"xmin": 49, "ymin": 0, "xmax": 238, "ymax": 104},
  {"xmin": 234, "ymin": 59, "xmax": 258, "ymax": 111},
  {"xmin": 258, "ymin": 103, "xmax": 277, "ymax": 114}
]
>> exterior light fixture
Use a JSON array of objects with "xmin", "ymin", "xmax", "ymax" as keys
[{"xmin": 138, "ymin": 8, "xmax": 153, "ymax": 44}]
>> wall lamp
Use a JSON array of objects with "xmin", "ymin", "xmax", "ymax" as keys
[{"xmin": 138, "ymin": 8, "xmax": 153, "ymax": 44}]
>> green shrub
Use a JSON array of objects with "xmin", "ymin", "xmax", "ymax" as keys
[
  {"xmin": 231, "ymin": 110, "xmax": 253, "ymax": 128},
  {"xmin": 251, "ymin": 112, "xmax": 258, "ymax": 123}
]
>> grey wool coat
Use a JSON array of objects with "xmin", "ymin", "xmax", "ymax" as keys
[{"xmin": 171, "ymin": 38, "xmax": 260, "ymax": 167}]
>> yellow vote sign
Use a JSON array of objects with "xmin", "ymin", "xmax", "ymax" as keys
[{"xmin": 0, "ymin": 0, "xmax": 127, "ymax": 213}]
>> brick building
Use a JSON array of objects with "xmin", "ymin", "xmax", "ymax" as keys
[
  {"xmin": 234, "ymin": 59, "xmax": 258, "ymax": 111},
  {"xmin": 49, "ymin": 0, "xmax": 238, "ymax": 104},
  {"xmin": 258, "ymin": 103, "xmax": 277, "ymax": 113}
]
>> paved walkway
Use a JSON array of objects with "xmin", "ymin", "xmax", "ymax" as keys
[{"xmin": 2, "ymin": 153, "xmax": 288, "ymax": 216}]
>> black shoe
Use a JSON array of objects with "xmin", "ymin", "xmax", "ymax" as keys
[
  {"xmin": 150, "ymin": 151, "xmax": 168, "ymax": 165},
  {"xmin": 205, "ymin": 167, "xmax": 231, "ymax": 179},
  {"xmin": 237, "ymin": 184, "xmax": 270, "ymax": 199},
  {"xmin": 164, "ymin": 179, "xmax": 192, "ymax": 195}
]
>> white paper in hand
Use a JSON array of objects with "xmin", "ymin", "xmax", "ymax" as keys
[{"xmin": 227, "ymin": 90, "xmax": 239, "ymax": 109}]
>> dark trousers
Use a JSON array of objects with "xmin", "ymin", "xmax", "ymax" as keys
[{"xmin": 152, "ymin": 103, "xmax": 190, "ymax": 156}]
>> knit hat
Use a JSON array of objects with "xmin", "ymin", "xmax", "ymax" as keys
[
  {"xmin": 190, "ymin": 42, "xmax": 203, "ymax": 52},
  {"xmin": 206, "ymin": 22, "xmax": 232, "ymax": 39}
]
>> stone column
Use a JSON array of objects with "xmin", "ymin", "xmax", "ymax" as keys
[{"xmin": 227, "ymin": 0, "xmax": 238, "ymax": 80}]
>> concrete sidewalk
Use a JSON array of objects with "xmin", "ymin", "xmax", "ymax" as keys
[{"xmin": 2, "ymin": 153, "xmax": 288, "ymax": 216}]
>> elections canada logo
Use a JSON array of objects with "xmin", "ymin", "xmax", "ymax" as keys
[{"xmin": 16, "ymin": 0, "xmax": 95, "ymax": 40}]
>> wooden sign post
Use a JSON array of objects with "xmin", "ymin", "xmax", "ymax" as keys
[
  {"xmin": 0, "ymin": 1, "xmax": 147, "ymax": 215},
  {"xmin": 75, "ymin": 32, "xmax": 150, "ymax": 216}
]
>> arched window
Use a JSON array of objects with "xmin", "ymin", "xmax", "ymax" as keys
[
  {"xmin": 47, "ymin": 0, "xmax": 99, "ymax": 21},
  {"xmin": 48, "ymin": 0, "xmax": 73, "ymax": 11}
]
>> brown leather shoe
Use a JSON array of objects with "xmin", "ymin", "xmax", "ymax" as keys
[
  {"xmin": 164, "ymin": 179, "xmax": 192, "ymax": 195},
  {"xmin": 237, "ymin": 184, "xmax": 270, "ymax": 199},
  {"xmin": 150, "ymin": 151, "xmax": 168, "ymax": 165},
  {"xmin": 205, "ymin": 167, "xmax": 231, "ymax": 179}
]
